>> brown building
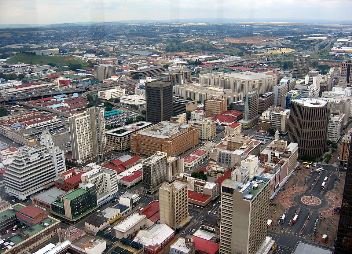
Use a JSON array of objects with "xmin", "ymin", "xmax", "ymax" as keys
[
  {"xmin": 288, "ymin": 99, "xmax": 329, "ymax": 158},
  {"xmin": 205, "ymin": 98, "xmax": 227, "ymax": 117},
  {"xmin": 131, "ymin": 121, "xmax": 199, "ymax": 156},
  {"xmin": 258, "ymin": 92, "xmax": 274, "ymax": 114}
]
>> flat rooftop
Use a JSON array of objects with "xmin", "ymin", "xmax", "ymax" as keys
[
  {"xmin": 106, "ymin": 121, "xmax": 152, "ymax": 137},
  {"xmin": 114, "ymin": 213, "xmax": 146, "ymax": 232},
  {"xmin": 139, "ymin": 121, "xmax": 191, "ymax": 139},
  {"xmin": 293, "ymin": 98, "xmax": 327, "ymax": 108}
]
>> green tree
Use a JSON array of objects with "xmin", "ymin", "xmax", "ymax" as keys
[
  {"xmin": 0, "ymin": 107, "xmax": 9, "ymax": 117},
  {"xmin": 191, "ymin": 172, "xmax": 207, "ymax": 181}
]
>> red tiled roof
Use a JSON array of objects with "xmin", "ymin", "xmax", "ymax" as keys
[
  {"xmin": 215, "ymin": 170, "xmax": 232, "ymax": 185},
  {"xmin": 121, "ymin": 170, "xmax": 142, "ymax": 183},
  {"xmin": 17, "ymin": 206, "xmax": 45, "ymax": 219},
  {"xmin": 103, "ymin": 162, "xmax": 126, "ymax": 174},
  {"xmin": 192, "ymin": 236, "xmax": 219, "ymax": 254},
  {"xmin": 184, "ymin": 156, "xmax": 198, "ymax": 164},
  {"xmin": 192, "ymin": 149, "xmax": 207, "ymax": 157},
  {"xmin": 121, "ymin": 156, "xmax": 140, "ymax": 168},
  {"xmin": 65, "ymin": 172, "xmax": 84, "ymax": 185},
  {"xmin": 188, "ymin": 190, "xmax": 211, "ymax": 204},
  {"xmin": 229, "ymin": 122, "xmax": 241, "ymax": 128},
  {"xmin": 140, "ymin": 200, "xmax": 160, "ymax": 222}
]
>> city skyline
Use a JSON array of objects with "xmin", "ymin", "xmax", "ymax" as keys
[{"xmin": 0, "ymin": 0, "xmax": 352, "ymax": 25}]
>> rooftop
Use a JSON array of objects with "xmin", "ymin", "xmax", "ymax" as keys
[
  {"xmin": 106, "ymin": 121, "xmax": 152, "ymax": 137},
  {"xmin": 293, "ymin": 98, "xmax": 327, "ymax": 108},
  {"xmin": 133, "ymin": 223, "xmax": 174, "ymax": 247},
  {"xmin": 114, "ymin": 213, "xmax": 146, "ymax": 232},
  {"xmin": 293, "ymin": 242, "xmax": 332, "ymax": 254},
  {"xmin": 63, "ymin": 188, "xmax": 87, "ymax": 201},
  {"xmin": 139, "ymin": 121, "xmax": 192, "ymax": 139},
  {"xmin": 32, "ymin": 187, "xmax": 67, "ymax": 205},
  {"xmin": 192, "ymin": 236, "xmax": 219, "ymax": 254}
]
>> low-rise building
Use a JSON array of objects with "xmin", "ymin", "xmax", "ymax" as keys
[
  {"xmin": 113, "ymin": 213, "xmax": 147, "ymax": 239},
  {"xmin": 183, "ymin": 149, "xmax": 209, "ymax": 172},
  {"xmin": 85, "ymin": 214, "xmax": 109, "ymax": 235},
  {"xmin": 32, "ymin": 187, "xmax": 67, "ymax": 211},
  {"xmin": 133, "ymin": 223, "xmax": 175, "ymax": 254},
  {"xmin": 106, "ymin": 122, "xmax": 152, "ymax": 151},
  {"xmin": 98, "ymin": 87, "xmax": 126, "ymax": 100},
  {"xmin": 170, "ymin": 237, "xmax": 194, "ymax": 254}
]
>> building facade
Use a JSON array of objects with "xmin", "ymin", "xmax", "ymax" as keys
[
  {"xmin": 4, "ymin": 131, "xmax": 65, "ymax": 200},
  {"xmin": 69, "ymin": 107, "xmax": 106, "ymax": 163},
  {"xmin": 220, "ymin": 177, "xmax": 270, "ymax": 254},
  {"xmin": 205, "ymin": 98, "xmax": 227, "ymax": 117},
  {"xmin": 288, "ymin": 99, "xmax": 329, "ymax": 158},
  {"xmin": 159, "ymin": 181, "xmax": 189, "ymax": 229},
  {"xmin": 146, "ymin": 81, "xmax": 173, "ymax": 124},
  {"xmin": 142, "ymin": 152, "xmax": 168, "ymax": 193},
  {"xmin": 131, "ymin": 121, "xmax": 199, "ymax": 156}
]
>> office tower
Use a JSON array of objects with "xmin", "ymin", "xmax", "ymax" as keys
[
  {"xmin": 146, "ymin": 81, "xmax": 173, "ymax": 124},
  {"xmin": 81, "ymin": 164, "xmax": 119, "ymax": 206},
  {"xmin": 258, "ymin": 92, "xmax": 274, "ymax": 114},
  {"xmin": 292, "ymin": 55, "xmax": 310, "ymax": 78},
  {"xmin": 131, "ymin": 121, "xmax": 199, "ymax": 156},
  {"xmin": 339, "ymin": 61, "xmax": 352, "ymax": 86},
  {"xmin": 220, "ymin": 177, "xmax": 270, "ymax": 254},
  {"xmin": 327, "ymin": 113, "xmax": 344, "ymax": 143},
  {"xmin": 69, "ymin": 107, "xmax": 106, "ymax": 163},
  {"xmin": 274, "ymin": 78, "xmax": 290, "ymax": 107},
  {"xmin": 335, "ymin": 135, "xmax": 352, "ymax": 253},
  {"xmin": 244, "ymin": 91, "xmax": 259, "ymax": 121},
  {"xmin": 173, "ymin": 98, "xmax": 197, "ymax": 116},
  {"xmin": 142, "ymin": 151, "xmax": 168, "ymax": 193},
  {"xmin": 159, "ymin": 180, "xmax": 189, "ymax": 229},
  {"xmin": 288, "ymin": 98, "xmax": 329, "ymax": 158},
  {"xmin": 93, "ymin": 64, "xmax": 116, "ymax": 81},
  {"xmin": 205, "ymin": 98, "xmax": 227, "ymax": 117},
  {"xmin": 4, "ymin": 131, "xmax": 65, "ymax": 200}
]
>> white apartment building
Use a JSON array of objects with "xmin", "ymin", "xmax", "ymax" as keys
[
  {"xmin": 260, "ymin": 107, "xmax": 290, "ymax": 133},
  {"xmin": 4, "ymin": 131, "xmax": 66, "ymax": 200},
  {"xmin": 220, "ymin": 177, "xmax": 270, "ymax": 254},
  {"xmin": 199, "ymin": 71, "xmax": 277, "ymax": 97},
  {"xmin": 240, "ymin": 155, "xmax": 261, "ymax": 181},
  {"xmin": 159, "ymin": 181, "xmax": 190, "ymax": 229},
  {"xmin": 328, "ymin": 113, "xmax": 344, "ymax": 143},
  {"xmin": 81, "ymin": 163, "xmax": 119, "ymax": 206},
  {"xmin": 98, "ymin": 87, "xmax": 126, "ymax": 100},
  {"xmin": 69, "ymin": 107, "xmax": 106, "ymax": 163}
]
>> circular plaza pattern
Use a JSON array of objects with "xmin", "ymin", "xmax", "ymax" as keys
[{"xmin": 301, "ymin": 195, "xmax": 322, "ymax": 206}]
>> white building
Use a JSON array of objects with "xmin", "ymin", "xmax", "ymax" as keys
[
  {"xmin": 120, "ymin": 94, "xmax": 146, "ymax": 110},
  {"xmin": 170, "ymin": 237, "xmax": 193, "ymax": 254},
  {"xmin": 260, "ymin": 107, "xmax": 290, "ymax": 133},
  {"xmin": 98, "ymin": 87, "xmax": 126, "ymax": 100},
  {"xmin": 113, "ymin": 213, "xmax": 147, "ymax": 239},
  {"xmin": 69, "ymin": 107, "xmax": 106, "ymax": 163},
  {"xmin": 240, "ymin": 155, "xmax": 261, "ymax": 181},
  {"xmin": 81, "ymin": 163, "xmax": 118, "ymax": 206},
  {"xmin": 4, "ymin": 131, "xmax": 65, "ymax": 200},
  {"xmin": 328, "ymin": 113, "xmax": 344, "ymax": 143}
]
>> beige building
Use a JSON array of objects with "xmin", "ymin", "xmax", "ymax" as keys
[
  {"xmin": 191, "ymin": 119, "xmax": 216, "ymax": 141},
  {"xmin": 131, "ymin": 121, "xmax": 199, "ymax": 156},
  {"xmin": 205, "ymin": 98, "xmax": 227, "ymax": 117},
  {"xmin": 159, "ymin": 181, "xmax": 190, "ymax": 229},
  {"xmin": 220, "ymin": 177, "xmax": 270, "ymax": 254},
  {"xmin": 69, "ymin": 107, "xmax": 106, "ymax": 163}
]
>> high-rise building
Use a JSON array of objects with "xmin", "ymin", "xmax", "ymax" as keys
[
  {"xmin": 339, "ymin": 61, "xmax": 352, "ymax": 86},
  {"xmin": 292, "ymin": 55, "xmax": 310, "ymax": 78},
  {"xmin": 288, "ymin": 99, "xmax": 329, "ymax": 158},
  {"xmin": 274, "ymin": 78, "xmax": 291, "ymax": 107},
  {"xmin": 69, "ymin": 107, "xmax": 106, "ymax": 163},
  {"xmin": 220, "ymin": 177, "xmax": 270, "ymax": 254},
  {"xmin": 4, "ymin": 131, "xmax": 65, "ymax": 200},
  {"xmin": 258, "ymin": 92, "xmax": 274, "ymax": 114},
  {"xmin": 81, "ymin": 163, "xmax": 119, "ymax": 206},
  {"xmin": 339, "ymin": 133, "xmax": 351, "ymax": 167},
  {"xmin": 205, "ymin": 98, "xmax": 227, "ymax": 117},
  {"xmin": 94, "ymin": 64, "xmax": 116, "ymax": 81},
  {"xmin": 335, "ymin": 135, "xmax": 352, "ymax": 253},
  {"xmin": 146, "ymin": 81, "xmax": 173, "ymax": 124},
  {"xmin": 159, "ymin": 181, "xmax": 189, "ymax": 229},
  {"xmin": 242, "ymin": 91, "xmax": 259, "ymax": 126},
  {"xmin": 327, "ymin": 113, "xmax": 344, "ymax": 143},
  {"xmin": 142, "ymin": 151, "xmax": 168, "ymax": 193},
  {"xmin": 173, "ymin": 98, "xmax": 197, "ymax": 116}
]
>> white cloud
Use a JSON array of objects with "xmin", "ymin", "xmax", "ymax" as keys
[{"xmin": 0, "ymin": 0, "xmax": 351, "ymax": 24}]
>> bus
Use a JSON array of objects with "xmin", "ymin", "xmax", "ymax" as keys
[
  {"xmin": 321, "ymin": 181, "xmax": 326, "ymax": 189},
  {"xmin": 291, "ymin": 214, "xmax": 299, "ymax": 225}
]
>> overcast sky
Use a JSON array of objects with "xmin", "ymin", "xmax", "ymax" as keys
[{"xmin": 0, "ymin": 0, "xmax": 351, "ymax": 25}]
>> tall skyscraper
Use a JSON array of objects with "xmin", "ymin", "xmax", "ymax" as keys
[
  {"xmin": 244, "ymin": 91, "xmax": 259, "ymax": 122},
  {"xmin": 146, "ymin": 81, "xmax": 173, "ymax": 124},
  {"xmin": 220, "ymin": 177, "xmax": 270, "ymax": 254},
  {"xmin": 335, "ymin": 135, "xmax": 352, "ymax": 253},
  {"xmin": 159, "ymin": 180, "xmax": 189, "ymax": 229},
  {"xmin": 69, "ymin": 107, "xmax": 106, "ymax": 163},
  {"xmin": 142, "ymin": 151, "xmax": 168, "ymax": 193},
  {"xmin": 288, "ymin": 98, "xmax": 329, "ymax": 158},
  {"xmin": 4, "ymin": 131, "xmax": 66, "ymax": 200},
  {"xmin": 339, "ymin": 61, "xmax": 352, "ymax": 86}
]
